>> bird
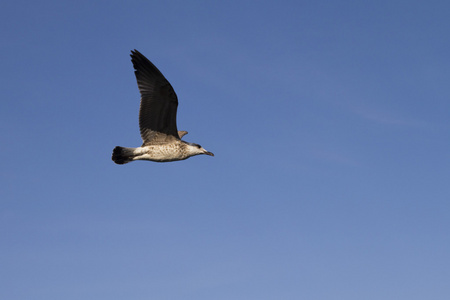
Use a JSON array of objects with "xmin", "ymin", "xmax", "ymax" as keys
[{"xmin": 112, "ymin": 50, "xmax": 214, "ymax": 164}]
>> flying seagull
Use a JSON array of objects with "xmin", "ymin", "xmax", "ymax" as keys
[{"xmin": 112, "ymin": 50, "xmax": 214, "ymax": 164}]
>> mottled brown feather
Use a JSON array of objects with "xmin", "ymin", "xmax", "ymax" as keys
[{"xmin": 130, "ymin": 50, "xmax": 179, "ymax": 145}]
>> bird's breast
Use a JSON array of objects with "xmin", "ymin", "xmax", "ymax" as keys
[{"xmin": 133, "ymin": 144, "xmax": 187, "ymax": 162}]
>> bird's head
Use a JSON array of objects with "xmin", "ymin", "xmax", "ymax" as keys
[{"xmin": 186, "ymin": 142, "xmax": 214, "ymax": 157}]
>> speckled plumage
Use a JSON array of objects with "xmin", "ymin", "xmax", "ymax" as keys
[{"xmin": 112, "ymin": 50, "xmax": 213, "ymax": 164}]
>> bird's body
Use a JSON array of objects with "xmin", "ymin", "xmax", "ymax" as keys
[
  {"xmin": 112, "ymin": 50, "xmax": 213, "ymax": 164},
  {"xmin": 113, "ymin": 139, "xmax": 209, "ymax": 164}
]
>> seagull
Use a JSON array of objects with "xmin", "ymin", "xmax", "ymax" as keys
[{"xmin": 112, "ymin": 50, "xmax": 214, "ymax": 164}]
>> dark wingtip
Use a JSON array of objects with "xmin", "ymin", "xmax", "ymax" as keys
[{"xmin": 130, "ymin": 49, "xmax": 142, "ymax": 58}]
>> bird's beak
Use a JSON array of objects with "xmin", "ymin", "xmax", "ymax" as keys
[{"xmin": 204, "ymin": 151, "xmax": 214, "ymax": 156}]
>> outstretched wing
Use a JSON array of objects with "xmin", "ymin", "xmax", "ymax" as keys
[{"xmin": 130, "ymin": 50, "xmax": 179, "ymax": 144}]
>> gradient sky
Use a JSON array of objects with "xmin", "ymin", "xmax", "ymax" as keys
[{"xmin": 1, "ymin": 1, "xmax": 450, "ymax": 299}]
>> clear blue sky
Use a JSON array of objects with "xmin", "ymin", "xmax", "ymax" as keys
[{"xmin": 1, "ymin": 0, "xmax": 449, "ymax": 299}]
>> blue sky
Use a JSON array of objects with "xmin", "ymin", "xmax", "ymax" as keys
[{"xmin": 1, "ymin": 0, "xmax": 449, "ymax": 299}]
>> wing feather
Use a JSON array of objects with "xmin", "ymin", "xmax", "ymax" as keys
[{"xmin": 130, "ymin": 50, "xmax": 179, "ymax": 144}]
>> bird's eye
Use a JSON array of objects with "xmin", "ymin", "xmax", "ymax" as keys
[{"xmin": 197, "ymin": 145, "xmax": 202, "ymax": 148}]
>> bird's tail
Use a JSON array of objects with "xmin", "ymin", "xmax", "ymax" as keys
[{"xmin": 112, "ymin": 146, "xmax": 135, "ymax": 164}]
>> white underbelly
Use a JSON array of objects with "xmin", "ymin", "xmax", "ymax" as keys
[{"xmin": 132, "ymin": 146, "xmax": 186, "ymax": 162}]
